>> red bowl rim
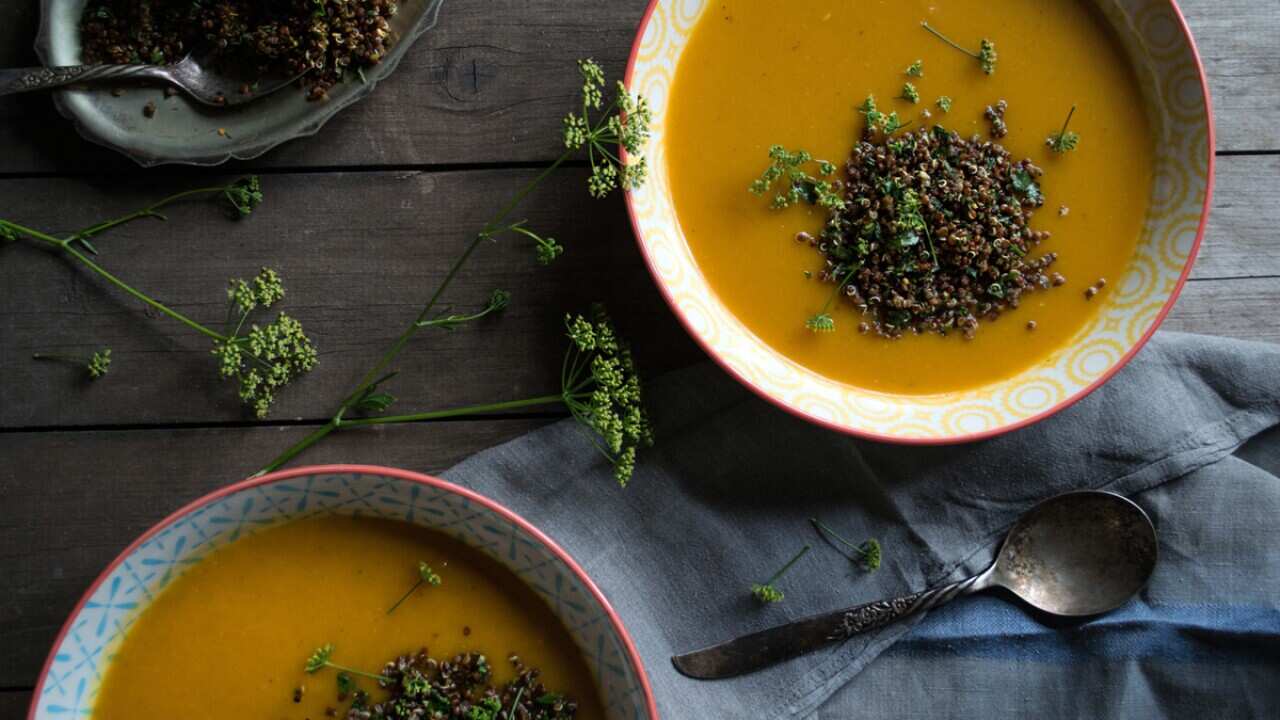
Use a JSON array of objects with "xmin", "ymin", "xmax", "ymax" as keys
[
  {"xmin": 27, "ymin": 464, "xmax": 660, "ymax": 720},
  {"xmin": 622, "ymin": 0, "xmax": 1216, "ymax": 445}
]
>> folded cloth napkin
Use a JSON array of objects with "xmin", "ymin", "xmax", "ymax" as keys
[{"xmin": 443, "ymin": 332, "xmax": 1280, "ymax": 719}]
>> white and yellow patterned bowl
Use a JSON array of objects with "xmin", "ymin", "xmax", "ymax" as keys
[{"xmin": 624, "ymin": 0, "xmax": 1214, "ymax": 443}]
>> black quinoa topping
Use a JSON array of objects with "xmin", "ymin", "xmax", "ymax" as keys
[
  {"xmin": 339, "ymin": 650, "xmax": 577, "ymax": 720},
  {"xmin": 79, "ymin": 0, "xmax": 399, "ymax": 100},
  {"xmin": 807, "ymin": 122, "xmax": 1061, "ymax": 339}
]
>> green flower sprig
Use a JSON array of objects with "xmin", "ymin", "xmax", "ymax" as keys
[
  {"xmin": 906, "ymin": 59, "xmax": 924, "ymax": 77},
  {"xmin": 750, "ymin": 145, "xmax": 845, "ymax": 211},
  {"xmin": 751, "ymin": 545, "xmax": 811, "ymax": 604},
  {"xmin": 562, "ymin": 306, "xmax": 654, "ymax": 485},
  {"xmin": 213, "ymin": 268, "xmax": 318, "ymax": 418},
  {"xmin": 921, "ymin": 21, "xmax": 997, "ymax": 74},
  {"xmin": 899, "ymin": 82, "xmax": 920, "ymax": 103},
  {"xmin": 258, "ymin": 304, "xmax": 653, "ymax": 486},
  {"xmin": 2, "ymin": 182, "xmax": 318, "ymax": 418},
  {"xmin": 811, "ymin": 518, "xmax": 882, "ymax": 572},
  {"xmin": 562, "ymin": 59, "xmax": 652, "ymax": 198},
  {"xmin": 256, "ymin": 60, "xmax": 652, "ymax": 478},
  {"xmin": 1046, "ymin": 105, "xmax": 1081, "ymax": 153},
  {"xmin": 32, "ymin": 348, "xmax": 113, "ymax": 380},
  {"xmin": 305, "ymin": 645, "xmax": 392, "ymax": 684},
  {"xmin": 386, "ymin": 561, "xmax": 443, "ymax": 615}
]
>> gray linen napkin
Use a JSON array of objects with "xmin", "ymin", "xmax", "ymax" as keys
[{"xmin": 443, "ymin": 332, "xmax": 1280, "ymax": 719}]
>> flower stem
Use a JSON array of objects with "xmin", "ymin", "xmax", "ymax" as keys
[
  {"xmin": 335, "ymin": 152, "xmax": 573, "ymax": 421},
  {"xmin": 385, "ymin": 579, "xmax": 424, "ymax": 616},
  {"xmin": 342, "ymin": 395, "xmax": 565, "ymax": 427},
  {"xmin": 920, "ymin": 21, "xmax": 979, "ymax": 59},
  {"xmin": 765, "ymin": 545, "xmax": 811, "ymax": 585},
  {"xmin": 322, "ymin": 661, "xmax": 391, "ymax": 684},
  {"xmin": 1, "ymin": 219, "xmax": 226, "ymax": 342},
  {"xmin": 66, "ymin": 185, "xmax": 237, "ymax": 246},
  {"xmin": 255, "ymin": 423, "xmax": 338, "ymax": 477}
]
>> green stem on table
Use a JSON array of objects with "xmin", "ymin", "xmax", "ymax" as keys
[
  {"xmin": 1, "ymin": 219, "xmax": 226, "ymax": 342},
  {"xmin": 920, "ymin": 21, "xmax": 978, "ymax": 58},
  {"xmin": 333, "ymin": 151, "xmax": 572, "ymax": 423},
  {"xmin": 764, "ymin": 545, "xmax": 811, "ymax": 587},
  {"xmin": 342, "ymin": 395, "xmax": 564, "ymax": 427}
]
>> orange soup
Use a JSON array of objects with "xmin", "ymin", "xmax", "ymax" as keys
[
  {"xmin": 92, "ymin": 515, "xmax": 604, "ymax": 719},
  {"xmin": 666, "ymin": 0, "xmax": 1153, "ymax": 394}
]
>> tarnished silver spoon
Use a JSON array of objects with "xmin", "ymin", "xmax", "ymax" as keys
[
  {"xmin": 673, "ymin": 490, "xmax": 1158, "ymax": 679},
  {"xmin": 0, "ymin": 51, "xmax": 303, "ymax": 107}
]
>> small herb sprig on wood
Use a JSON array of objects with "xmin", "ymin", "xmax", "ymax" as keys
[
  {"xmin": 386, "ymin": 561, "xmax": 442, "ymax": 615},
  {"xmin": 751, "ymin": 545, "xmax": 811, "ymax": 604},
  {"xmin": 921, "ymin": 21, "xmax": 997, "ymax": 74},
  {"xmin": 33, "ymin": 348, "xmax": 112, "ymax": 380},
  {"xmin": 811, "ymin": 518, "xmax": 882, "ymax": 572},
  {"xmin": 1046, "ymin": 105, "xmax": 1080, "ymax": 153},
  {"xmin": 255, "ymin": 60, "xmax": 653, "ymax": 483},
  {"xmin": 1, "ymin": 181, "xmax": 317, "ymax": 418}
]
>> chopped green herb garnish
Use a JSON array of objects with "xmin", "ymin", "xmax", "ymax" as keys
[
  {"xmin": 750, "ymin": 146, "xmax": 846, "ymax": 211},
  {"xmin": 899, "ymin": 82, "xmax": 920, "ymax": 103},
  {"xmin": 906, "ymin": 59, "xmax": 924, "ymax": 77},
  {"xmin": 936, "ymin": 96, "xmax": 952, "ymax": 113},
  {"xmin": 305, "ymin": 645, "xmax": 393, "ymax": 684},
  {"xmin": 1046, "ymin": 105, "xmax": 1080, "ymax": 153}
]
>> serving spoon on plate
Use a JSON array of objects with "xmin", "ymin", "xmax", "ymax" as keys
[
  {"xmin": 0, "ymin": 50, "xmax": 303, "ymax": 106},
  {"xmin": 673, "ymin": 490, "xmax": 1158, "ymax": 679}
]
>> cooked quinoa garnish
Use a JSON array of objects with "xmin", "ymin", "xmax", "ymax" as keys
[{"xmin": 79, "ymin": 0, "xmax": 399, "ymax": 100}]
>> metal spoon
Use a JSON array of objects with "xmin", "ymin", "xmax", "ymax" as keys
[
  {"xmin": 0, "ymin": 51, "xmax": 303, "ymax": 107},
  {"xmin": 672, "ymin": 490, "xmax": 1158, "ymax": 679}
]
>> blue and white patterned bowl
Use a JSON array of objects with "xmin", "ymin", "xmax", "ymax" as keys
[{"xmin": 28, "ymin": 465, "xmax": 658, "ymax": 720}]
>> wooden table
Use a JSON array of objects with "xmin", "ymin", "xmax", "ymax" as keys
[{"xmin": 1, "ymin": 0, "xmax": 1277, "ymax": 714}]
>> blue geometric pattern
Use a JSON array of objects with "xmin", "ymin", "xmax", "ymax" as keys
[{"xmin": 32, "ymin": 471, "xmax": 651, "ymax": 720}]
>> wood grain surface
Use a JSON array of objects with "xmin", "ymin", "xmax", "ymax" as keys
[{"xmin": 1, "ymin": 0, "xmax": 1278, "ymax": 711}]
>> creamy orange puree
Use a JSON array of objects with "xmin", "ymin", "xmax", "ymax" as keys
[
  {"xmin": 666, "ymin": 0, "xmax": 1153, "ymax": 394},
  {"xmin": 92, "ymin": 515, "xmax": 604, "ymax": 719}
]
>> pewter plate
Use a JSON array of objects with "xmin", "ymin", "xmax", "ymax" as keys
[{"xmin": 35, "ymin": 0, "xmax": 444, "ymax": 167}]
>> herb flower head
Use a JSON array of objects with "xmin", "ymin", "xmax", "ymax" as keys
[
  {"xmin": 561, "ymin": 59, "xmax": 651, "ymax": 199},
  {"xmin": 224, "ymin": 175, "xmax": 264, "ymax": 217},
  {"xmin": 561, "ymin": 305, "xmax": 653, "ymax": 486},
  {"xmin": 214, "ymin": 268, "xmax": 317, "ymax": 419},
  {"xmin": 87, "ymin": 349, "xmax": 112, "ymax": 379}
]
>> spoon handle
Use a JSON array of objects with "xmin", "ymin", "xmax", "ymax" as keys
[
  {"xmin": 671, "ymin": 571, "xmax": 989, "ymax": 680},
  {"xmin": 0, "ymin": 64, "xmax": 168, "ymax": 97}
]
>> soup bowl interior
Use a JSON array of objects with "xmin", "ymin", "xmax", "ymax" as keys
[
  {"xmin": 29, "ymin": 465, "xmax": 656, "ymax": 720},
  {"xmin": 625, "ymin": 0, "xmax": 1213, "ymax": 442}
]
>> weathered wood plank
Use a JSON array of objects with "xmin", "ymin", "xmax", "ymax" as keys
[
  {"xmin": 0, "ymin": 0, "xmax": 1276, "ymax": 176},
  {"xmin": 1165, "ymin": 277, "xmax": 1280, "ymax": 343},
  {"xmin": 0, "ymin": 691, "xmax": 31, "ymax": 716},
  {"xmin": 0, "ymin": 169, "xmax": 706, "ymax": 429},
  {"xmin": 0, "ymin": 155, "xmax": 1275, "ymax": 429},
  {"xmin": 0, "ymin": 419, "xmax": 550, "ymax": 689}
]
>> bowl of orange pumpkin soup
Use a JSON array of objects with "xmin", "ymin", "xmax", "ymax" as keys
[
  {"xmin": 29, "ymin": 465, "xmax": 656, "ymax": 720},
  {"xmin": 625, "ymin": 0, "xmax": 1213, "ymax": 441}
]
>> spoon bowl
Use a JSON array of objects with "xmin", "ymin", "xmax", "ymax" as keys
[{"xmin": 989, "ymin": 491, "xmax": 1158, "ymax": 616}]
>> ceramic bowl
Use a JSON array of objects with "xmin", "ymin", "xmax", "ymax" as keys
[
  {"xmin": 28, "ymin": 465, "xmax": 657, "ymax": 720},
  {"xmin": 624, "ymin": 0, "xmax": 1214, "ymax": 443},
  {"xmin": 35, "ymin": 0, "xmax": 444, "ymax": 166}
]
